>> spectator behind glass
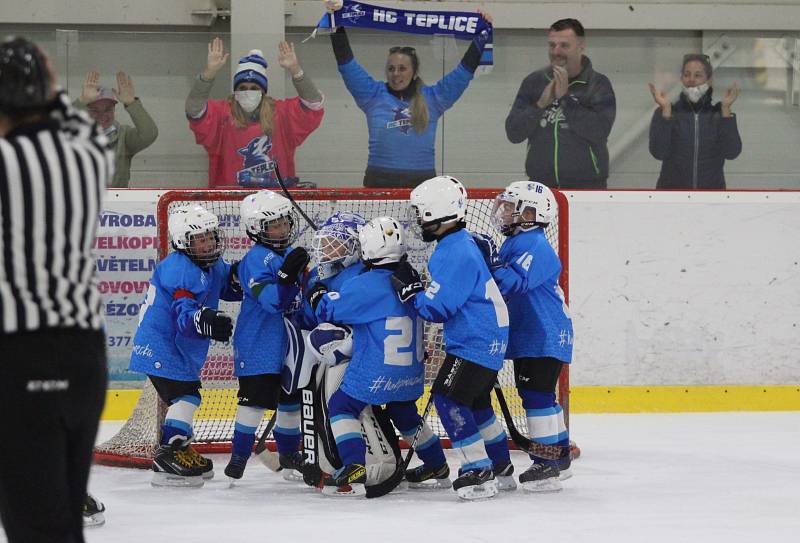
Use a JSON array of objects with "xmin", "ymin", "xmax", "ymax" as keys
[
  {"xmin": 75, "ymin": 71, "xmax": 158, "ymax": 188},
  {"xmin": 505, "ymin": 18, "xmax": 616, "ymax": 189},
  {"xmin": 648, "ymin": 54, "xmax": 742, "ymax": 189},
  {"xmin": 186, "ymin": 38, "xmax": 324, "ymax": 188},
  {"xmin": 325, "ymin": 1, "xmax": 494, "ymax": 188}
]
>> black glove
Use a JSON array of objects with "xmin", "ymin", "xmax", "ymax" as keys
[
  {"xmin": 277, "ymin": 247, "xmax": 310, "ymax": 285},
  {"xmin": 194, "ymin": 307, "xmax": 233, "ymax": 342},
  {"xmin": 471, "ymin": 232, "xmax": 503, "ymax": 272},
  {"xmin": 306, "ymin": 283, "xmax": 329, "ymax": 311},
  {"xmin": 229, "ymin": 260, "xmax": 242, "ymax": 294},
  {"xmin": 391, "ymin": 261, "xmax": 424, "ymax": 303}
]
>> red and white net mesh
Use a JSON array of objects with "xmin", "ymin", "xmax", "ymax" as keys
[{"xmin": 95, "ymin": 188, "xmax": 569, "ymax": 467}]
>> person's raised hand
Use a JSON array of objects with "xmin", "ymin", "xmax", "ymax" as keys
[
  {"xmin": 553, "ymin": 65, "xmax": 569, "ymax": 100},
  {"xmin": 204, "ymin": 37, "xmax": 229, "ymax": 80},
  {"xmin": 80, "ymin": 70, "xmax": 100, "ymax": 104},
  {"xmin": 113, "ymin": 72, "xmax": 135, "ymax": 106},
  {"xmin": 536, "ymin": 79, "xmax": 556, "ymax": 109},
  {"xmin": 323, "ymin": 0, "xmax": 343, "ymax": 13},
  {"xmin": 648, "ymin": 82, "xmax": 672, "ymax": 118},
  {"xmin": 278, "ymin": 41, "xmax": 301, "ymax": 77},
  {"xmin": 720, "ymin": 82, "xmax": 740, "ymax": 116},
  {"xmin": 477, "ymin": 8, "xmax": 493, "ymax": 24}
]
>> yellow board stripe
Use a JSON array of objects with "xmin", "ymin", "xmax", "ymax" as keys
[{"xmin": 100, "ymin": 385, "xmax": 800, "ymax": 421}]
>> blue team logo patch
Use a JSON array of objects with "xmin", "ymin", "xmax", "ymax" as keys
[
  {"xmin": 237, "ymin": 136, "xmax": 277, "ymax": 187},
  {"xmin": 387, "ymin": 106, "xmax": 412, "ymax": 134},
  {"xmin": 340, "ymin": 3, "xmax": 366, "ymax": 22}
]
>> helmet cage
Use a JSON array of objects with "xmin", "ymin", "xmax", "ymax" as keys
[
  {"xmin": 248, "ymin": 209, "xmax": 299, "ymax": 250},
  {"xmin": 311, "ymin": 225, "xmax": 361, "ymax": 280},
  {"xmin": 177, "ymin": 228, "xmax": 226, "ymax": 268}
]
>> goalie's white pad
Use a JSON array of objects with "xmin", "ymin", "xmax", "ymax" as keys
[
  {"xmin": 306, "ymin": 323, "xmax": 353, "ymax": 367},
  {"xmin": 316, "ymin": 362, "xmax": 398, "ymax": 486},
  {"xmin": 281, "ymin": 318, "xmax": 319, "ymax": 394}
]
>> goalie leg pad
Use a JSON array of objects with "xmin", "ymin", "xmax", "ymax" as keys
[{"xmin": 282, "ymin": 319, "xmax": 319, "ymax": 394}]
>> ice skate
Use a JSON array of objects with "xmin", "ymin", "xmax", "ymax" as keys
[
  {"xmin": 279, "ymin": 451, "xmax": 306, "ymax": 482},
  {"xmin": 184, "ymin": 443, "xmax": 214, "ymax": 479},
  {"xmin": 322, "ymin": 463, "xmax": 367, "ymax": 497},
  {"xmin": 82, "ymin": 493, "xmax": 105, "ymax": 527},
  {"xmin": 519, "ymin": 462, "xmax": 562, "ymax": 493},
  {"xmin": 405, "ymin": 462, "xmax": 452, "ymax": 489},
  {"xmin": 151, "ymin": 444, "xmax": 205, "ymax": 487},
  {"xmin": 452, "ymin": 468, "xmax": 499, "ymax": 500},
  {"xmin": 493, "ymin": 461, "xmax": 518, "ymax": 491},
  {"xmin": 224, "ymin": 454, "xmax": 249, "ymax": 482}
]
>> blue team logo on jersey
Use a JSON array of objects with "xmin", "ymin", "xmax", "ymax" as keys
[
  {"xmin": 386, "ymin": 106, "xmax": 412, "ymax": 134},
  {"xmin": 237, "ymin": 136, "xmax": 277, "ymax": 187},
  {"xmin": 340, "ymin": 3, "xmax": 366, "ymax": 22}
]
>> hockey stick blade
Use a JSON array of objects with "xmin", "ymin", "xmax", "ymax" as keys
[
  {"xmin": 365, "ymin": 394, "xmax": 436, "ymax": 499},
  {"xmin": 274, "ymin": 163, "xmax": 317, "ymax": 231},
  {"xmin": 493, "ymin": 385, "xmax": 566, "ymax": 460}
]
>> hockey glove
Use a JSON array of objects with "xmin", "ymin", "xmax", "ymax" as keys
[
  {"xmin": 277, "ymin": 247, "xmax": 311, "ymax": 285},
  {"xmin": 306, "ymin": 283, "xmax": 329, "ymax": 311},
  {"xmin": 471, "ymin": 232, "xmax": 503, "ymax": 272},
  {"xmin": 194, "ymin": 307, "xmax": 233, "ymax": 342},
  {"xmin": 390, "ymin": 261, "xmax": 424, "ymax": 303}
]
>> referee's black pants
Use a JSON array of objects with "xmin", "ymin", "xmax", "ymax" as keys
[{"xmin": 0, "ymin": 329, "xmax": 106, "ymax": 543}]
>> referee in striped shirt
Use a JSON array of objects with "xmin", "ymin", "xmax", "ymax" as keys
[{"xmin": 0, "ymin": 37, "xmax": 113, "ymax": 542}]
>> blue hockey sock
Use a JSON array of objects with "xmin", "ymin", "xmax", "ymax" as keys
[
  {"xmin": 274, "ymin": 401, "xmax": 301, "ymax": 455},
  {"xmin": 160, "ymin": 394, "xmax": 200, "ymax": 446},
  {"xmin": 328, "ymin": 389, "xmax": 368, "ymax": 466},
  {"xmin": 433, "ymin": 393, "xmax": 491, "ymax": 472},
  {"xmin": 388, "ymin": 401, "xmax": 446, "ymax": 468},
  {"xmin": 473, "ymin": 406, "xmax": 511, "ymax": 467},
  {"xmin": 519, "ymin": 389, "xmax": 569, "ymax": 461},
  {"xmin": 231, "ymin": 405, "xmax": 264, "ymax": 457}
]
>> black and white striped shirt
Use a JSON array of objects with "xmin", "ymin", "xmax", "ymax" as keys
[{"xmin": 0, "ymin": 91, "xmax": 113, "ymax": 334}]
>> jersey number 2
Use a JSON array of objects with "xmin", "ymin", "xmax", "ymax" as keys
[{"xmin": 384, "ymin": 316, "xmax": 424, "ymax": 366}]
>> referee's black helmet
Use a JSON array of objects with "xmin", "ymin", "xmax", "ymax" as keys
[{"xmin": 0, "ymin": 36, "xmax": 52, "ymax": 113}]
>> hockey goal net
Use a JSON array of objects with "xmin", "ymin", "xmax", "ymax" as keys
[{"xmin": 94, "ymin": 188, "xmax": 571, "ymax": 467}]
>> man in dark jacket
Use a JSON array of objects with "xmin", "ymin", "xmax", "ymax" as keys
[
  {"xmin": 505, "ymin": 19, "xmax": 616, "ymax": 189},
  {"xmin": 648, "ymin": 53, "xmax": 742, "ymax": 189}
]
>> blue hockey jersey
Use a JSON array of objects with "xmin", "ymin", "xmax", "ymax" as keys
[
  {"xmin": 339, "ymin": 58, "xmax": 473, "ymax": 173},
  {"xmin": 315, "ymin": 268, "xmax": 425, "ymax": 405},
  {"xmin": 297, "ymin": 261, "xmax": 365, "ymax": 330},
  {"xmin": 412, "ymin": 228, "xmax": 509, "ymax": 370},
  {"xmin": 493, "ymin": 228, "xmax": 573, "ymax": 363},
  {"xmin": 233, "ymin": 244, "xmax": 304, "ymax": 376},
  {"xmin": 129, "ymin": 252, "xmax": 239, "ymax": 381}
]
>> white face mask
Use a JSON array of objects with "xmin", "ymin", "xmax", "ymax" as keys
[
  {"xmin": 682, "ymin": 83, "xmax": 709, "ymax": 103},
  {"xmin": 234, "ymin": 90, "xmax": 263, "ymax": 113},
  {"xmin": 103, "ymin": 124, "xmax": 117, "ymax": 137}
]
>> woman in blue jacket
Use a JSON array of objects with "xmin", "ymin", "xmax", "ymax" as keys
[{"xmin": 328, "ymin": 7, "xmax": 492, "ymax": 188}]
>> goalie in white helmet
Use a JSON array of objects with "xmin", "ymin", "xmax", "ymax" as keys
[
  {"xmin": 390, "ymin": 175, "xmax": 513, "ymax": 500},
  {"xmin": 305, "ymin": 217, "xmax": 448, "ymax": 497},
  {"xmin": 129, "ymin": 205, "xmax": 242, "ymax": 487},
  {"xmin": 224, "ymin": 190, "xmax": 312, "ymax": 481},
  {"xmin": 476, "ymin": 181, "xmax": 573, "ymax": 492}
]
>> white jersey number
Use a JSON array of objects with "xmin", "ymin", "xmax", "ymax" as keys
[
  {"xmin": 485, "ymin": 279, "xmax": 509, "ymax": 327},
  {"xmin": 138, "ymin": 285, "xmax": 157, "ymax": 324},
  {"xmin": 384, "ymin": 316, "xmax": 423, "ymax": 366}
]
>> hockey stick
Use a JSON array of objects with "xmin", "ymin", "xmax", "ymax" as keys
[
  {"xmin": 365, "ymin": 392, "xmax": 436, "ymax": 499},
  {"xmin": 254, "ymin": 411, "xmax": 281, "ymax": 471},
  {"xmin": 493, "ymin": 384, "xmax": 567, "ymax": 460},
  {"xmin": 274, "ymin": 163, "xmax": 317, "ymax": 231}
]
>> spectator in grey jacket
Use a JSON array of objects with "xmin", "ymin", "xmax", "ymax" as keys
[
  {"xmin": 648, "ymin": 54, "xmax": 741, "ymax": 189},
  {"xmin": 76, "ymin": 70, "xmax": 158, "ymax": 188},
  {"xmin": 505, "ymin": 18, "xmax": 616, "ymax": 189}
]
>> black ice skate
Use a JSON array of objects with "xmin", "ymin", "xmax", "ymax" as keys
[
  {"xmin": 556, "ymin": 449, "xmax": 573, "ymax": 481},
  {"xmin": 151, "ymin": 444, "xmax": 205, "ymax": 487},
  {"xmin": 323, "ymin": 463, "xmax": 367, "ymax": 497},
  {"xmin": 224, "ymin": 454, "xmax": 249, "ymax": 481},
  {"xmin": 452, "ymin": 467, "xmax": 499, "ymax": 500},
  {"xmin": 82, "ymin": 493, "xmax": 105, "ymax": 527},
  {"xmin": 184, "ymin": 444, "xmax": 214, "ymax": 479},
  {"xmin": 405, "ymin": 462, "xmax": 452, "ymax": 489},
  {"xmin": 493, "ymin": 461, "xmax": 517, "ymax": 491},
  {"xmin": 519, "ymin": 462, "xmax": 562, "ymax": 493},
  {"xmin": 278, "ymin": 451, "xmax": 306, "ymax": 482}
]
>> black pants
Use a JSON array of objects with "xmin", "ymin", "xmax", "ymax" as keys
[
  {"xmin": 0, "ymin": 329, "xmax": 106, "ymax": 543},
  {"xmin": 363, "ymin": 167, "xmax": 436, "ymax": 189}
]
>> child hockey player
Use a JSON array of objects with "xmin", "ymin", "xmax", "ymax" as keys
[
  {"xmin": 390, "ymin": 176, "xmax": 513, "ymax": 500},
  {"xmin": 477, "ymin": 181, "xmax": 573, "ymax": 492},
  {"xmin": 129, "ymin": 205, "xmax": 241, "ymax": 487}
]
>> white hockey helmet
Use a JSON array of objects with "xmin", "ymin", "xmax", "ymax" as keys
[
  {"xmin": 408, "ymin": 175, "xmax": 468, "ymax": 241},
  {"xmin": 359, "ymin": 216, "xmax": 406, "ymax": 266},
  {"xmin": 492, "ymin": 181, "xmax": 556, "ymax": 236},
  {"xmin": 311, "ymin": 211, "xmax": 367, "ymax": 280},
  {"xmin": 240, "ymin": 190, "xmax": 299, "ymax": 250},
  {"xmin": 167, "ymin": 205, "xmax": 224, "ymax": 267}
]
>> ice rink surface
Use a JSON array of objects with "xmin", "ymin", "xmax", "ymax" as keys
[{"xmin": 3, "ymin": 412, "xmax": 799, "ymax": 543}]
